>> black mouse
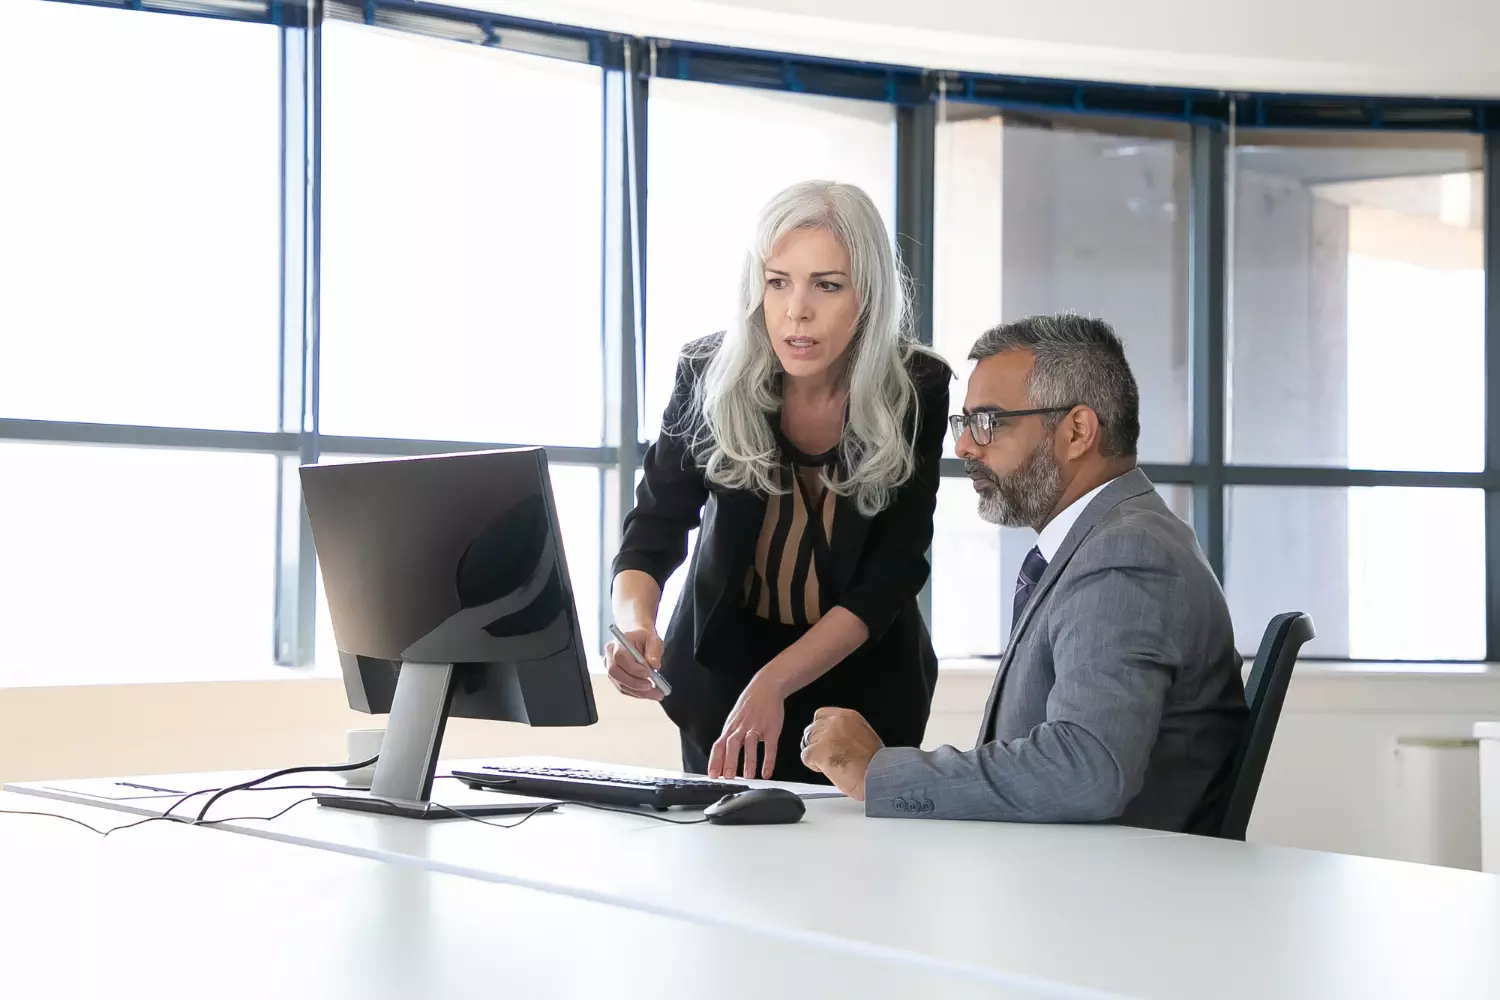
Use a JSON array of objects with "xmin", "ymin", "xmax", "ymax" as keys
[{"xmin": 703, "ymin": 787, "xmax": 806, "ymax": 825}]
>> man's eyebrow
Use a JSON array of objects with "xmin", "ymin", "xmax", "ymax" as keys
[{"xmin": 961, "ymin": 405, "xmax": 1005, "ymax": 416}]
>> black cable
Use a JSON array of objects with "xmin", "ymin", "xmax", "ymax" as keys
[
  {"xmin": 197, "ymin": 795, "xmax": 320, "ymax": 828},
  {"xmin": 389, "ymin": 797, "xmax": 561, "ymax": 829},
  {"xmin": 160, "ymin": 782, "xmax": 370, "ymax": 820},
  {"xmin": 193, "ymin": 755, "xmax": 380, "ymax": 822},
  {"xmin": 5, "ymin": 773, "xmax": 712, "ymax": 839},
  {"xmin": 0, "ymin": 809, "xmax": 118, "ymax": 836},
  {"xmin": 0, "ymin": 794, "xmax": 327, "ymax": 838},
  {"xmin": 101, "ymin": 795, "xmax": 323, "ymax": 834},
  {"xmin": 7, "ymin": 751, "xmax": 452, "ymax": 835},
  {"xmin": 180, "ymin": 770, "xmax": 459, "ymax": 822}
]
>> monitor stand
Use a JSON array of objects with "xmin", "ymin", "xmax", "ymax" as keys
[{"xmin": 314, "ymin": 661, "xmax": 552, "ymax": 820}]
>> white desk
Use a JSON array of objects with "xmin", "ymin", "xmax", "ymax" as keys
[
  {"xmin": 12, "ymin": 756, "xmax": 1500, "ymax": 1000},
  {"xmin": 0, "ymin": 790, "xmax": 1057, "ymax": 1000}
]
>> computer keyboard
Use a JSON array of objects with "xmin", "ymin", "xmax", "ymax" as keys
[{"xmin": 451, "ymin": 763, "xmax": 750, "ymax": 810}]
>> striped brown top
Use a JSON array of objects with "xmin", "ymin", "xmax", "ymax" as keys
[{"xmin": 743, "ymin": 433, "xmax": 839, "ymax": 627}]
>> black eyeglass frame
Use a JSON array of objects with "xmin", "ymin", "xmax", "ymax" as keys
[{"xmin": 948, "ymin": 405, "xmax": 1083, "ymax": 446}]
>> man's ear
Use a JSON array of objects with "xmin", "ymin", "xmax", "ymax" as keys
[{"xmin": 1060, "ymin": 406, "xmax": 1100, "ymax": 461}]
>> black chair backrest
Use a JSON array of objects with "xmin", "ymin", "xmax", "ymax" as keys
[{"xmin": 1214, "ymin": 611, "xmax": 1316, "ymax": 840}]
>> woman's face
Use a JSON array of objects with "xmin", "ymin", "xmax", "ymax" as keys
[{"xmin": 762, "ymin": 226, "xmax": 859, "ymax": 381}]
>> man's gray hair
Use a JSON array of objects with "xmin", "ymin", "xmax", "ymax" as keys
[{"xmin": 969, "ymin": 314, "xmax": 1140, "ymax": 458}]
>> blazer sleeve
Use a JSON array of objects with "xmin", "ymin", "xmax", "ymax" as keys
[
  {"xmin": 838, "ymin": 354, "xmax": 951, "ymax": 639},
  {"xmin": 861, "ymin": 533, "xmax": 1185, "ymax": 823},
  {"xmin": 609, "ymin": 352, "xmax": 710, "ymax": 591}
]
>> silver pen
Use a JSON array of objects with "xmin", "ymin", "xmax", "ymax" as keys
[{"xmin": 608, "ymin": 623, "xmax": 672, "ymax": 697}]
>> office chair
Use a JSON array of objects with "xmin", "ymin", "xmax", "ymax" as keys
[{"xmin": 1211, "ymin": 611, "xmax": 1316, "ymax": 841}]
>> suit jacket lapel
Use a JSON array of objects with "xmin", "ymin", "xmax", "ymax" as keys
[{"xmin": 978, "ymin": 469, "xmax": 1156, "ymax": 742}]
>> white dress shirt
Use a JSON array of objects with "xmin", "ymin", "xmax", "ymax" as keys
[{"xmin": 1034, "ymin": 475, "xmax": 1124, "ymax": 563}]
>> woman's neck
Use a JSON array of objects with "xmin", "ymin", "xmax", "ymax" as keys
[
  {"xmin": 784, "ymin": 366, "xmax": 846, "ymax": 406},
  {"xmin": 780, "ymin": 370, "xmax": 847, "ymax": 457}
]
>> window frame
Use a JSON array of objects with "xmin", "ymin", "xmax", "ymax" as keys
[{"xmin": 6, "ymin": 0, "xmax": 1498, "ymax": 671}]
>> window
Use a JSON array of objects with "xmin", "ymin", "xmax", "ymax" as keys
[
  {"xmin": 0, "ymin": 444, "xmax": 278, "ymax": 686},
  {"xmin": 320, "ymin": 24, "xmax": 604, "ymax": 445},
  {"xmin": 5, "ymin": 3, "xmax": 1496, "ymax": 683},
  {"xmin": 313, "ymin": 460, "xmax": 602, "ymax": 667},
  {"xmin": 930, "ymin": 477, "xmax": 1016, "ymax": 658},
  {"xmin": 1229, "ymin": 132, "xmax": 1484, "ymax": 471},
  {"xmin": 642, "ymin": 78, "xmax": 897, "ymax": 439},
  {"xmin": 934, "ymin": 110, "xmax": 1191, "ymax": 464},
  {"xmin": 1225, "ymin": 487, "xmax": 1484, "ymax": 660},
  {"xmin": 0, "ymin": 3, "xmax": 279, "ymax": 431},
  {"xmin": 549, "ymin": 465, "xmax": 603, "ymax": 661}
]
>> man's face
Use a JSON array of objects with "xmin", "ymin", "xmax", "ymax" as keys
[{"xmin": 953, "ymin": 351, "xmax": 1065, "ymax": 530}]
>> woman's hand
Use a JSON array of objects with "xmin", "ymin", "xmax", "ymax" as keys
[
  {"xmin": 709, "ymin": 672, "xmax": 787, "ymax": 779},
  {"xmin": 604, "ymin": 624, "xmax": 665, "ymax": 701}
]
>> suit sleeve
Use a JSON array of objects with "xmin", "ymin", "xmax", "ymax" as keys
[
  {"xmin": 862, "ymin": 538, "xmax": 1182, "ymax": 823},
  {"xmin": 609, "ymin": 354, "xmax": 709, "ymax": 590},
  {"xmin": 838, "ymin": 360, "xmax": 950, "ymax": 639}
]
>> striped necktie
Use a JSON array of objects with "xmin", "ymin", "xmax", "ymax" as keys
[{"xmin": 1012, "ymin": 546, "xmax": 1049, "ymax": 632}]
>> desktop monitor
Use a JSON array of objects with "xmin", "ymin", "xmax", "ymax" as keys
[{"xmin": 299, "ymin": 447, "xmax": 597, "ymax": 819}]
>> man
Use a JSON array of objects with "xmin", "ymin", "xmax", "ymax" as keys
[{"xmin": 801, "ymin": 314, "xmax": 1247, "ymax": 833}]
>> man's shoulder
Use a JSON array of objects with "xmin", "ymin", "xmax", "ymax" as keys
[
  {"xmin": 1072, "ymin": 493, "xmax": 1211, "ymax": 580},
  {"xmin": 1045, "ymin": 493, "xmax": 1232, "ymax": 640}
]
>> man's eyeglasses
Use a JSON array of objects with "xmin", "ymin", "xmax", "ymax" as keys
[{"xmin": 948, "ymin": 406, "xmax": 1080, "ymax": 446}]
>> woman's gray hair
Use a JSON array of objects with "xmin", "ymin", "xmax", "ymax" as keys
[{"xmin": 680, "ymin": 180, "xmax": 927, "ymax": 517}]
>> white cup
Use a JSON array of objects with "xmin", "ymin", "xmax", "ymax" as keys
[{"xmin": 343, "ymin": 728, "xmax": 384, "ymax": 786}]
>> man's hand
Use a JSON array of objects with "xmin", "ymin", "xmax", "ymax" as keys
[{"xmin": 799, "ymin": 707, "xmax": 882, "ymax": 801}]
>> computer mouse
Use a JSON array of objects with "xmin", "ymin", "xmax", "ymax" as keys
[{"xmin": 703, "ymin": 787, "xmax": 806, "ymax": 825}]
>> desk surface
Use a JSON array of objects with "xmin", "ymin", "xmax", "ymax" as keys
[
  {"xmin": 0, "ymin": 790, "xmax": 1060, "ymax": 1000},
  {"xmin": 13, "ymin": 757, "xmax": 1500, "ymax": 1000}
]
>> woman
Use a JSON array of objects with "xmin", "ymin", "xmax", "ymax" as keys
[{"xmin": 606, "ymin": 179, "xmax": 949, "ymax": 784}]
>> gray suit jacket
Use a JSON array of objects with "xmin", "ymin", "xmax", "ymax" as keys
[{"xmin": 865, "ymin": 468, "xmax": 1247, "ymax": 832}]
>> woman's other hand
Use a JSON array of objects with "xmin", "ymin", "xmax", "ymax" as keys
[{"xmin": 709, "ymin": 673, "xmax": 787, "ymax": 779}]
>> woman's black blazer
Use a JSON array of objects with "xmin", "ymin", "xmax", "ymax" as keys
[{"xmin": 610, "ymin": 336, "xmax": 952, "ymax": 732}]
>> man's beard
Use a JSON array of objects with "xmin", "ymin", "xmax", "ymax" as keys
[{"xmin": 965, "ymin": 442, "xmax": 1063, "ymax": 529}]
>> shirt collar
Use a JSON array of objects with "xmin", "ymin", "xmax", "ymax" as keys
[{"xmin": 1035, "ymin": 475, "xmax": 1123, "ymax": 563}]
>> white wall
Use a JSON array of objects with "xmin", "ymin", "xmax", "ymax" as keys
[
  {"xmin": 1246, "ymin": 667, "xmax": 1500, "ymax": 866},
  {"xmin": 475, "ymin": 0, "xmax": 1500, "ymax": 96},
  {"xmin": 0, "ymin": 674, "xmax": 680, "ymax": 785},
  {"xmin": 8, "ymin": 666, "xmax": 1499, "ymax": 869}
]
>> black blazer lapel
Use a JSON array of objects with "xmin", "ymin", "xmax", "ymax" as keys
[
  {"xmin": 828, "ymin": 491, "xmax": 871, "ymax": 599},
  {"xmin": 977, "ymin": 469, "xmax": 1157, "ymax": 741},
  {"xmin": 692, "ymin": 487, "xmax": 766, "ymax": 662}
]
